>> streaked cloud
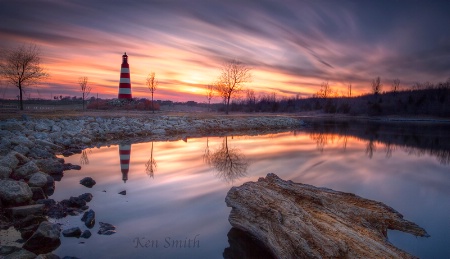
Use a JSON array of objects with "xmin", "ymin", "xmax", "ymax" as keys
[{"xmin": 1, "ymin": 0, "xmax": 449, "ymax": 101}]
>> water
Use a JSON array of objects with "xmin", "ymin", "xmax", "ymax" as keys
[{"xmin": 46, "ymin": 122, "xmax": 450, "ymax": 258}]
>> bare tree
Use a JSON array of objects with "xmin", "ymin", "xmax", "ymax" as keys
[
  {"xmin": 146, "ymin": 72, "xmax": 158, "ymax": 113},
  {"xmin": 245, "ymin": 89, "xmax": 256, "ymax": 112},
  {"xmin": 371, "ymin": 76, "xmax": 382, "ymax": 95},
  {"xmin": 315, "ymin": 81, "xmax": 332, "ymax": 98},
  {"xmin": 205, "ymin": 84, "xmax": 214, "ymax": 111},
  {"xmin": 79, "ymin": 76, "xmax": 91, "ymax": 110},
  {"xmin": 391, "ymin": 78, "xmax": 400, "ymax": 93},
  {"xmin": 0, "ymin": 44, "xmax": 49, "ymax": 110},
  {"xmin": 215, "ymin": 60, "xmax": 251, "ymax": 114}
]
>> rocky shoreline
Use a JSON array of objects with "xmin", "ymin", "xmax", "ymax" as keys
[{"xmin": 0, "ymin": 114, "xmax": 302, "ymax": 257}]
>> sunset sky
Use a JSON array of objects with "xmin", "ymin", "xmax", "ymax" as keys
[{"xmin": 1, "ymin": 0, "xmax": 449, "ymax": 102}]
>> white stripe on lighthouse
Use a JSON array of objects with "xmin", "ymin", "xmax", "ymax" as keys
[
  {"xmin": 120, "ymin": 78, "xmax": 131, "ymax": 83},
  {"xmin": 120, "ymin": 68, "xmax": 130, "ymax": 73},
  {"xmin": 120, "ymin": 154, "xmax": 130, "ymax": 160},
  {"xmin": 120, "ymin": 164, "xmax": 129, "ymax": 169},
  {"xmin": 119, "ymin": 88, "xmax": 131, "ymax": 94}
]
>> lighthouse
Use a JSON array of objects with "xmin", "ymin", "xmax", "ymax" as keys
[
  {"xmin": 119, "ymin": 144, "xmax": 131, "ymax": 182},
  {"xmin": 118, "ymin": 52, "xmax": 132, "ymax": 99}
]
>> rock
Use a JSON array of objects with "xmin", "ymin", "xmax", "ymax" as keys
[
  {"xmin": 80, "ymin": 229, "xmax": 92, "ymax": 239},
  {"xmin": 81, "ymin": 137, "xmax": 91, "ymax": 144},
  {"xmin": 67, "ymin": 196, "xmax": 86, "ymax": 208},
  {"xmin": 0, "ymin": 246, "xmax": 36, "ymax": 259},
  {"xmin": 35, "ymin": 253, "xmax": 61, "ymax": 259},
  {"xmin": 35, "ymin": 122, "xmax": 51, "ymax": 132},
  {"xmin": 62, "ymin": 151, "xmax": 74, "ymax": 157},
  {"xmin": 151, "ymin": 129, "xmax": 166, "ymax": 135},
  {"xmin": 28, "ymin": 172, "xmax": 49, "ymax": 188},
  {"xmin": 79, "ymin": 193, "xmax": 93, "ymax": 202},
  {"xmin": 0, "ymin": 165, "xmax": 12, "ymax": 179},
  {"xmin": 28, "ymin": 147, "xmax": 53, "ymax": 159},
  {"xmin": 13, "ymin": 145, "xmax": 30, "ymax": 155},
  {"xmin": 46, "ymin": 174, "xmax": 55, "ymax": 188},
  {"xmin": 1, "ymin": 121, "xmax": 25, "ymax": 131},
  {"xmin": 12, "ymin": 161, "xmax": 40, "ymax": 180},
  {"xmin": 98, "ymin": 222, "xmax": 116, "ymax": 235},
  {"xmin": 225, "ymin": 173, "xmax": 429, "ymax": 259},
  {"xmin": 35, "ymin": 159, "xmax": 64, "ymax": 175},
  {"xmin": 31, "ymin": 187, "xmax": 47, "ymax": 200},
  {"xmin": 0, "ymin": 180, "xmax": 33, "ymax": 205},
  {"xmin": 118, "ymin": 190, "xmax": 126, "ymax": 195},
  {"xmin": 10, "ymin": 135, "xmax": 34, "ymax": 147},
  {"xmin": 0, "ymin": 152, "xmax": 20, "ymax": 169},
  {"xmin": 22, "ymin": 221, "xmax": 61, "ymax": 254},
  {"xmin": 45, "ymin": 202, "xmax": 67, "ymax": 219},
  {"xmin": 9, "ymin": 204, "xmax": 44, "ymax": 219},
  {"xmin": 51, "ymin": 125, "xmax": 61, "ymax": 132},
  {"xmin": 81, "ymin": 209, "xmax": 95, "ymax": 228},
  {"xmin": 80, "ymin": 177, "xmax": 96, "ymax": 188},
  {"xmin": 63, "ymin": 163, "xmax": 81, "ymax": 170},
  {"xmin": 35, "ymin": 139, "xmax": 63, "ymax": 150},
  {"xmin": 62, "ymin": 227, "xmax": 82, "ymax": 237}
]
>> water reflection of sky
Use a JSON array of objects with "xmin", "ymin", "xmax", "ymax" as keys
[{"xmin": 51, "ymin": 130, "xmax": 450, "ymax": 258}]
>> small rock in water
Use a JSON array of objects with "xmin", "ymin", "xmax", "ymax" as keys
[
  {"xmin": 78, "ymin": 193, "xmax": 93, "ymax": 202},
  {"xmin": 63, "ymin": 163, "xmax": 81, "ymax": 170},
  {"xmin": 62, "ymin": 227, "xmax": 82, "ymax": 238},
  {"xmin": 98, "ymin": 222, "xmax": 116, "ymax": 235},
  {"xmin": 79, "ymin": 177, "xmax": 96, "ymax": 188},
  {"xmin": 118, "ymin": 190, "xmax": 126, "ymax": 195},
  {"xmin": 80, "ymin": 230, "xmax": 92, "ymax": 239},
  {"xmin": 81, "ymin": 209, "xmax": 95, "ymax": 228}
]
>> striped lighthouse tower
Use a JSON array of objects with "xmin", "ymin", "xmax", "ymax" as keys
[
  {"xmin": 119, "ymin": 144, "xmax": 132, "ymax": 183},
  {"xmin": 118, "ymin": 52, "xmax": 132, "ymax": 99}
]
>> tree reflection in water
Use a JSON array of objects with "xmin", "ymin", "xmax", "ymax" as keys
[
  {"xmin": 145, "ymin": 142, "xmax": 157, "ymax": 178},
  {"xmin": 80, "ymin": 150, "xmax": 90, "ymax": 165},
  {"xmin": 305, "ymin": 120, "xmax": 450, "ymax": 165},
  {"xmin": 206, "ymin": 136, "xmax": 249, "ymax": 183}
]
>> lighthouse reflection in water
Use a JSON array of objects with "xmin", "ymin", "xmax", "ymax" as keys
[
  {"xmin": 119, "ymin": 144, "xmax": 131, "ymax": 182},
  {"xmin": 119, "ymin": 142, "xmax": 156, "ymax": 182}
]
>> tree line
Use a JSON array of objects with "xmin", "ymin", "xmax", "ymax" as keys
[{"xmin": 1, "ymin": 43, "xmax": 448, "ymax": 117}]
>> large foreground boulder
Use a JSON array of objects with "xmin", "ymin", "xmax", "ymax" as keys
[{"xmin": 225, "ymin": 173, "xmax": 429, "ymax": 259}]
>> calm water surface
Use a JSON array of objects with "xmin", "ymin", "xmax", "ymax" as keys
[{"xmin": 49, "ymin": 123, "xmax": 449, "ymax": 258}]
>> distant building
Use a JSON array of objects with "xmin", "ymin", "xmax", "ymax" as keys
[{"xmin": 118, "ymin": 52, "xmax": 132, "ymax": 99}]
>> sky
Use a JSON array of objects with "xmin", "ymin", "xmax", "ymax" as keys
[{"xmin": 1, "ymin": 0, "xmax": 449, "ymax": 102}]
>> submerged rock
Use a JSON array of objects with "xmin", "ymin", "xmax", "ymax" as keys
[
  {"xmin": 118, "ymin": 190, "xmax": 126, "ymax": 195},
  {"xmin": 225, "ymin": 173, "xmax": 429, "ymax": 259}
]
